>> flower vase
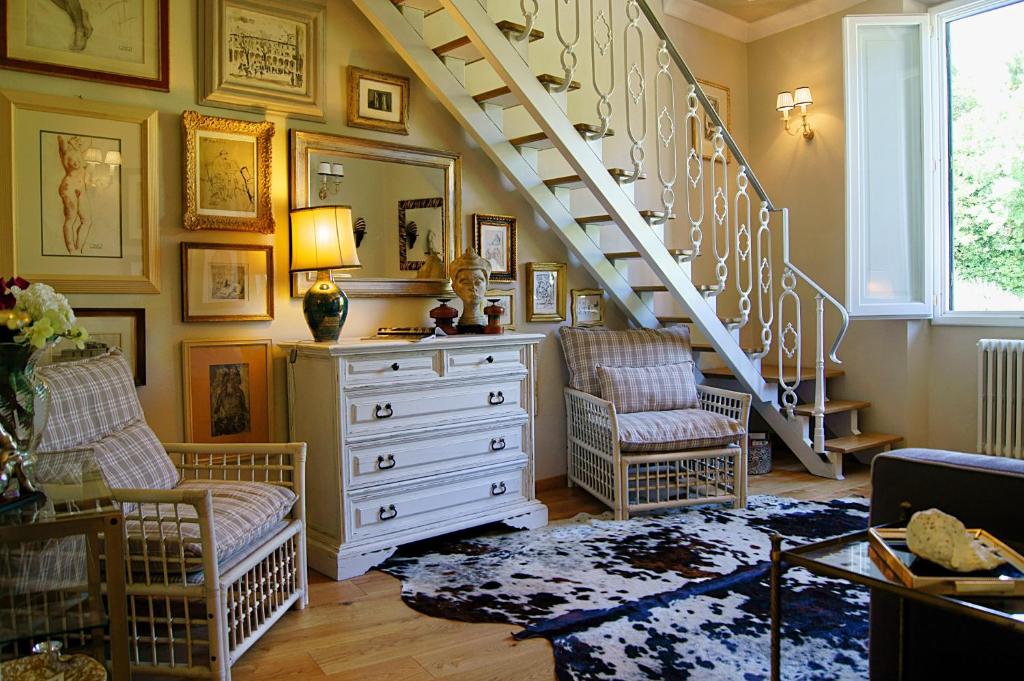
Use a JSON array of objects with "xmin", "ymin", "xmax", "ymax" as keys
[{"xmin": 0, "ymin": 342, "xmax": 52, "ymax": 504}]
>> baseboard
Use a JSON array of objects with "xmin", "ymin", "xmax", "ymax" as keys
[{"xmin": 536, "ymin": 474, "xmax": 568, "ymax": 492}]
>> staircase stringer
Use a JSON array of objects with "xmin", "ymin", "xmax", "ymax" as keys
[
  {"xmin": 439, "ymin": 0, "xmax": 770, "ymax": 400},
  {"xmin": 352, "ymin": 0, "xmax": 657, "ymax": 329}
]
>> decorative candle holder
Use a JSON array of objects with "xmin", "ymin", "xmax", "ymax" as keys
[
  {"xmin": 429, "ymin": 298, "xmax": 458, "ymax": 335},
  {"xmin": 484, "ymin": 298, "xmax": 505, "ymax": 335}
]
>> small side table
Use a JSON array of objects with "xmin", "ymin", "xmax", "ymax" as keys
[{"xmin": 769, "ymin": 530, "xmax": 1024, "ymax": 681}]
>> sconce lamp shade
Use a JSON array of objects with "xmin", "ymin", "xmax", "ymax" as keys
[
  {"xmin": 331, "ymin": 163, "xmax": 345, "ymax": 177},
  {"xmin": 776, "ymin": 91, "xmax": 795, "ymax": 112},
  {"xmin": 794, "ymin": 86, "xmax": 814, "ymax": 107},
  {"xmin": 289, "ymin": 205, "xmax": 362, "ymax": 273},
  {"xmin": 317, "ymin": 161, "xmax": 332, "ymax": 175},
  {"xmin": 103, "ymin": 150, "xmax": 122, "ymax": 167},
  {"xmin": 84, "ymin": 147, "xmax": 104, "ymax": 164}
]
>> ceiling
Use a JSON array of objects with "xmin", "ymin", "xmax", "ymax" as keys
[{"xmin": 691, "ymin": 0, "xmax": 818, "ymax": 23}]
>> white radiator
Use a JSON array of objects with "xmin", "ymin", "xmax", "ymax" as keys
[{"xmin": 977, "ymin": 339, "xmax": 1024, "ymax": 458}]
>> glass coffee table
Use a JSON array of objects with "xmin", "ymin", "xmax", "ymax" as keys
[{"xmin": 768, "ymin": 529, "xmax": 1024, "ymax": 681}]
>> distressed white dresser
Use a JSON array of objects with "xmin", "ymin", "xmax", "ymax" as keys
[{"xmin": 281, "ymin": 334, "xmax": 548, "ymax": 580}]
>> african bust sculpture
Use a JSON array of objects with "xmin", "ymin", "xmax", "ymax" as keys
[{"xmin": 450, "ymin": 247, "xmax": 492, "ymax": 331}]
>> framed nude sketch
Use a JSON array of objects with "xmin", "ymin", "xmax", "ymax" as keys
[
  {"xmin": 0, "ymin": 89, "xmax": 159, "ymax": 293},
  {"xmin": 181, "ymin": 242, "xmax": 273, "ymax": 321},
  {"xmin": 182, "ymin": 339, "xmax": 272, "ymax": 443},
  {"xmin": 200, "ymin": 0, "xmax": 326, "ymax": 120},
  {"xmin": 182, "ymin": 110, "xmax": 275, "ymax": 233},
  {"xmin": 0, "ymin": 0, "xmax": 169, "ymax": 90}
]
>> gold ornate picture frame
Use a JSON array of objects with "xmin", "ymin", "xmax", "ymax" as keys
[
  {"xmin": 0, "ymin": 89, "xmax": 160, "ymax": 293},
  {"xmin": 526, "ymin": 262, "xmax": 566, "ymax": 322},
  {"xmin": 694, "ymin": 78, "xmax": 732, "ymax": 162},
  {"xmin": 347, "ymin": 66, "xmax": 410, "ymax": 135},
  {"xmin": 181, "ymin": 242, "xmax": 274, "ymax": 322},
  {"xmin": 571, "ymin": 288, "xmax": 605, "ymax": 327},
  {"xmin": 200, "ymin": 0, "xmax": 326, "ymax": 120},
  {"xmin": 182, "ymin": 110, "xmax": 275, "ymax": 233},
  {"xmin": 473, "ymin": 213, "xmax": 517, "ymax": 282}
]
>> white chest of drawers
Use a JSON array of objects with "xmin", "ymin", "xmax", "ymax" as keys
[{"xmin": 282, "ymin": 334, "xmax": 548, "ymax": 580}]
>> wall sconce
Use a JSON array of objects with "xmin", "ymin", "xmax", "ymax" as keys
[
  {"xmin": 84, "ymin": 147, "xmax": 122, "ymax": 187},
  {"xmin": 776, "ymin": 86, "xmax": 815, "ymax": 140},
  {"xmin": 317, "ymin": 161, "xmax": 345, "ymax": 200}
]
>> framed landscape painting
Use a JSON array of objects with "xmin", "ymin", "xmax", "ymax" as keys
[
  {"xmin": 181, "ymin": 242, "xmax": 273, "ymax": 322},
  {"xmin": 473, "ymin": 213, "xmax": 517, "ymax": 282},
  {"xmin": 182, "ymin": 339, "xmax": 272, "ymax": 444},
  {"xmin": 347, "ymin": 66, "xmax": 409, "ymax": 135},
  {"xmin": 182, "ymin": 110, "xmax": 275, "ymax": 233},
  {"xmin": 0, "ymin": 89, "xmax": 159, "ymax": 293},
  {"xmin": 0, "ymin": 0, "xmax": 169, "ymax": 90},
  {"xmin": 200, "ymin": 0, "xmax": 326, "ymax": 120}
]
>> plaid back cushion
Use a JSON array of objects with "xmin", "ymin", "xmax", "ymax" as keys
[
  {"xmin": 560, "ymin": 326, "xmax": 694, "ymax": 396},
  {"xmin": 597, "ymin": 362, "xmax": 700, "ymax": 414}
]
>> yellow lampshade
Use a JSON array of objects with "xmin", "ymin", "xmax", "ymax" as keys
[
  {"xmin": 776, "ymin": 91, "xmax": 794, "ymax": 112},
  {"xmin": 794, "ymin": 86, "xmax": 814, "ymax": 107},
  {"xmin": 289, "ymin": 205, "xmax": 362, "ymax": 273}
]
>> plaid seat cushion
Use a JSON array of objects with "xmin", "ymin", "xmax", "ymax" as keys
[
  {"xmin": 617, "ymin": 409, "xmax": 745, "ymax": 453},
  {"xmin": 596, "ymin": 362, "xmax": 699, "ymax": 414},
  {"xmin": 128, "ymin": 480, "xmax": 296, "ymax": 565},
  {"xmin": 560, "ymin": 326, "xmax": 694, "ymax": 396}
]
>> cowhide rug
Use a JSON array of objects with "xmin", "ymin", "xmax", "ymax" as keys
[{"xmin": 380, "ymin": 495, "xmax": 869, "ymax": 680}]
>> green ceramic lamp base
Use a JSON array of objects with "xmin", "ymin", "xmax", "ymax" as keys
[{"xmin": 303, "ymin": 270, "xmax": 349, "ymax": 343}]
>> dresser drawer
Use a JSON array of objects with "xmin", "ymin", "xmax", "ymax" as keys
[
  {"xmin": 344, "ymin": 351, "xmax": 439, "ymax": 385},
  {"xmin": 347, "ymin": 422, "xmax": 526, "ymax": 489},
  {"xmin": 348, "ymin": 463, "xmax": 526, "ymax": 540},
  {"xmin": 347, "ymin": 379, "xmax": 523, "ymax": 437},
  {"xmin": 444, "ymin": 347, "xmax": 526, "ymax": 375}
]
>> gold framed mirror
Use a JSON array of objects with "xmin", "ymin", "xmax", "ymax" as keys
[{"xmin": 289, "ymin": 130, "xmax": 461, "ymax": 297}]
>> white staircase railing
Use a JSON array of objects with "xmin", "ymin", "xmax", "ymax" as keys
[{"xmin": 355, "ymin": 0, "xmax": 851, "ymax": 479}]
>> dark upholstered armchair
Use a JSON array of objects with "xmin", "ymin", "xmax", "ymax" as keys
[{"xmin": 869, "ymin": 449, "xmax": 1024, "ymax": 680}]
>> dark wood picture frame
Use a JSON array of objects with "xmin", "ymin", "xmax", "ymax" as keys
[
  {"xmin": 473, "ymin": 213, "xmax": 517, "ymax": 282},
  {"xmin": 181, "ymin": 242, "xmax": 274, "ymax": 322},
  {"xmin": 0, "ymin": 0, "xmax": 170, "ymax": 91},
  {"xmin": 72, "ymin": 308, "xmax": 147, "ymax": 386}
]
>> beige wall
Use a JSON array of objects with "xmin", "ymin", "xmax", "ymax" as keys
[{"xmin": 0, "ymin": 1, "xmax": 627, "ymax": 481}]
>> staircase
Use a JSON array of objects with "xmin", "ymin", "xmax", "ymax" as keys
[{"xmin": 355, "ymin": 0, "xmax": 902, "ymax": 479}]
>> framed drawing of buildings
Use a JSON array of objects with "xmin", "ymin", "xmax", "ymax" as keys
[
  {"xmin": 181, "ymin": 242, "xmax": 274, "ymax": 321},
  {"xmin": 347, "ymin": 66, "xmax": 410, "ymax": 135},
  {"xmin": 0, "ymin": 0, "xmax": 169, "ymax": 90},
  {"xmin": 0, "ymin": 89, "xmax": 160, "ymax": 293},
  {"xmin": 182, "ymin": 338, "xmax": 273, "ymax": 443},
  {"xmin": 182, "ymin": 110, "xmax": 275, "ymax": 233},
  {"xmin": 200, "ymin": 0, "xmax": 326, "ymax": 120}
]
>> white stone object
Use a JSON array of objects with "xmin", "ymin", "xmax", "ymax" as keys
[
  {"xmin": 450, "ymin": 247, "xmax": 491, "ymax": 327},
  {"xmin": 905, "ymin": 508, "xmax": 1006, "ymax": 572}
]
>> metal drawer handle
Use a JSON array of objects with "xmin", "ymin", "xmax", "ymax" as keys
[
  {"xmin": 391, "ymin": 362, "xmax": 400, "ymax": 371},
  {"xmin": 486, "ymin": 355, "xmax": 494, "ymax": 364},
  {"xmin": 490, "ymin": 482, "xmax": 507, "ymax": 496},
  {"xmin": 378, "ymin": 504, "xmax": 398, "ymax": 521},
  {"xmin": 488, "ymin": 391, "xmax": 505, "ymax": 405},
  {"xmin": 376, "ymin": 454, "xmax": 396, "ymax": 470},
  {"xmin": 374, "ymin": 403, "xmax": 394, "ymax": 419},
  {"xmin": 490, "ymin": 437, "xmax": 506, "ymax": 452}
]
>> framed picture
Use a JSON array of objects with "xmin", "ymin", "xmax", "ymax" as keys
[
  {"xmin": 526, "ymin": 262, "xmax": 566, "ymax": 322},
  {"xmin": 347, "ymin": 66, "xmax": 410, "ymax": 135},
  {"xmin": 398, "ymin": 197, "xmax": 444, "ymax": 271},
  {"xmin": 485, "ymin": 288, "xmax": 516, "ymax": 330},
  {"xmin": 0, "ymin": 0, "xmax": 169, "ymax": 90},
  {"xmin": 182, "ymin": 110, "xmax": 275, "ymax": 233},
  {"xmin": 0, "ymin": 89, "xmax": 159, "ymax": 293},
  {"xmin": 182, "ymin": 339, "xmax": 272, "ymax": 443},
  {"xmin": 692, "ymin": 78, "xmax": 732, "ymax": 161},
  {"xmin": 571, "ymin": 288, "xmax": 605, "ymax": 328},
  {"xmin": 181, "ymin": 243, "xmax": 273, "ymax": 322},
  {"xmin": 200, "ymin": 0, "xmax": 326, "ymax": 120},
  {"xmin": 44, "ymin": 308, "xmax": 147, "ymax": 386},
  {"xmin": 474, "ymin": 214, "xmax": 517, "ymax": 282}
]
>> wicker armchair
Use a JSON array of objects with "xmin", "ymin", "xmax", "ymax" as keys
[
  {"xmin": 561, "ymin": 327, "xmax": 751, "ymax": 520},
  {"xmin": 36, "ymin": 351, "xmax": 307, "ymax": 681}
]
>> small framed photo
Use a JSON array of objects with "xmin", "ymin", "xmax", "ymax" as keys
[
  {"xmin": 182, "ymin": 110, "xmax": 275, "ymax": 233},
  {"xmin": 571, "ymin": 288, "xmax": 605, "ymax": 328},
  {"xmin": 44, "ymin": 308, "xmax": 147, "ymax": 386},
  {"xmin": 485, "ymin": 288, "xmax": 516, "ymax": 330},
  {"xmin": 200, "ymin": 0, "xmax": 326, "ymax": 120},
  {"xmin": 181, "ymin": 243, "xmax": 273, "ymax": 322},
  {"xmin": 182, "ymin": 339, "xmax": 272, "ymax": 443},
  {"xmin": 526, "ymin": 262, "xmax": 567, "ymax": 322},
  {"xmin": 347, "ymin": 66, "xmax": 410, "ymax": 135},
  {"xmin": 474, "ymin": 214, "xmax": 517, "ymax": 282},
  {"xmin": 692, "ymin": 78, "xmax": 732, "ymax": 162}
]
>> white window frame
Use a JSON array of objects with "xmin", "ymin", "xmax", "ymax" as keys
[
  {"xmin": 930, "ymin": 0, "xmax": 1024, "ymax": 326},
  {"xmin": 844, "ymin": 14, "xmax": 935, "ymax": 319}
]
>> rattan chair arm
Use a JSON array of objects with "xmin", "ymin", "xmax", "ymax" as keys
[{"xmin": 697, "ymin": 384, "xmax": 752, "ymax": 429}]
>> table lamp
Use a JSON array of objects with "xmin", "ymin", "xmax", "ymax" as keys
[{"xmin": 289, "ymin": 205, "xmax": 362, "ymax": 342}]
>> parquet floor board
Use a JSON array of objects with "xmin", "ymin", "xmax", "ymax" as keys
[{"xmin": 220, "ymin": 451, "xmax": 871, "ymax": 681}]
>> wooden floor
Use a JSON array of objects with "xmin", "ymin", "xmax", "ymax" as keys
[{"xmin": 231, "ymin": 453, "xmax": 871, "ymax": 681}]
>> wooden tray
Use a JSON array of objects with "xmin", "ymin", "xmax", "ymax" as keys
[{"xmin": 868, "ymin": 527, "xmax": 1024, "ymax": 596}]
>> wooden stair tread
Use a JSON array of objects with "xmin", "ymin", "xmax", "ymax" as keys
[
  {"xmin": 691, "ymin": 343, "xmax": 761, "ymax": 355},
  {"xmin": 700, "ymin": 365, "xmax": 846, "ymax": 381},
  {"xmin": 392, "ymin": 0, "xmax": 444, "ymax": 13},
  {"xmin": 578, "ymin": 210, "xmax": 673, "ymax": 225},
  {"xmin": 606, "ymin": 248, "xmax": 694, "ymax": 261},
  {"xmin": 545, "ymin": 168, "xmax": 646, "ymax": 189},
  {"xmin": 658, "ymin": 316, "xmax": 692, "ymax": 324},
  {"xmin": 435, "ymin": 21, "xmax": 543, "ymax": 63},
  {"xmin": 509, "ymin": 123, "xmax": 610, "ymax": 149},
  {"xmin": 474, "ymin": 75, "xmax": 579, "ymax": 107},
  {"xmin": 632, "ymin": 285, "xmax": 667, "ymax": 293},
  {"xmin": 794, "ymin": 400, "xmax": 871, "ymax": 416},
  {"xmin": 824, "ymin": 432, "xmax": 902, "ymax": 454}
]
